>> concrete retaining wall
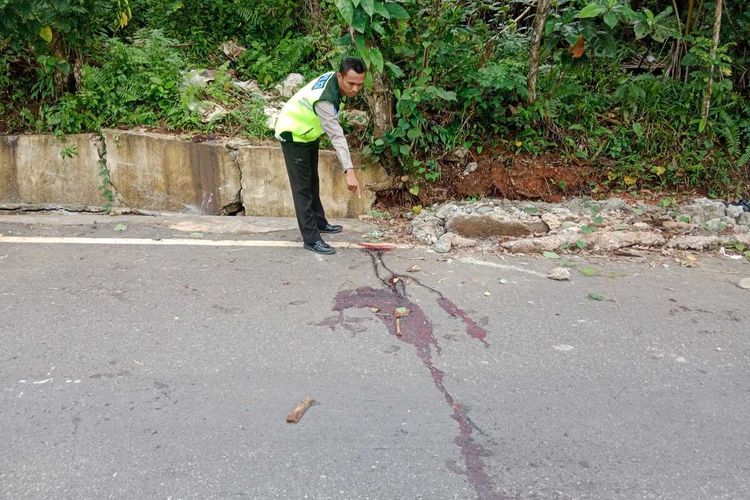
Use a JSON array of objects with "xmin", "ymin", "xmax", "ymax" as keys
[
  {"xmin": 0, "ymin": 134, "xmax": 102, "ymax": 206},
  {"xmin": 237, "ymin": 145, "xmax": 390, "ymax": 218},
  {"xmin": 0, "ymin": 130, "xmax": 391, "ymax": 217},
  {"xmin": 104, "ymin": 130, "xmax": 241, "ymax": 214}
]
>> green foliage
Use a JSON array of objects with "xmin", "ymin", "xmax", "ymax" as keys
[
  {"xmin": 0, "ymin": 0, "xmax": 130, "ymax": 54},
  {"xmin": 126, "ymin": 0, "xmax": 300, "ymax": 60},
  {"xmin": 335, "ymin": 0, "xmax": 409, "ymax": 74},
  {"xmin": 1, "ymin": 0, "xmax": 749, "ymax": 199},
  {"xmin": 47, "ymin": 30, "xmax": 185, "ymax": 130},
  {"xmin": 237, "ymin": 35, "xmax": 315, "ymax": 87}
]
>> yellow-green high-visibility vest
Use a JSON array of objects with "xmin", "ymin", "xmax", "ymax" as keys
[{"xmin": 275, "ymin": 72, "xmax": 340, "ymax": 143}]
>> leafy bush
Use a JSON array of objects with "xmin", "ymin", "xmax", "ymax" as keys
[
  {"xmin": 126, "ymin": 0, "xmax": 302, "ymax": 61},
  {"xmin": 48, "ymin": 29, "xmax": 187, "ymax": 130},
  {"xmin": 236, "ymin": 35, "xmax": 316, "ymax": 87}
]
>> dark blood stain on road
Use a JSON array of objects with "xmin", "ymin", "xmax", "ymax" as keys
[{"xmin": 323, "ymin": 251, "xmax": 509, "ymax": 499}]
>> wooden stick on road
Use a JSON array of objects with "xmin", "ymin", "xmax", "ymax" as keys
[{"xmin": 286, "ymin": 398, "xmax": 315, "ymax": 423}]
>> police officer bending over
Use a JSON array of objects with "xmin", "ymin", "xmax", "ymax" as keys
[{"xmin": 275, "ymin": 57, "xmax": 366, "ymax": 255}]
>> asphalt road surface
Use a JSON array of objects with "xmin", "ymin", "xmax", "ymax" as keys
[{"xmin": 1, "ymin": 214, "xmax": 749, "ymax": 499}]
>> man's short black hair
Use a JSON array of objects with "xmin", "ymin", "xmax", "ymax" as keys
[{"xmin": 339, "ymin": 56, "xmax": 366, "ymax": 75}]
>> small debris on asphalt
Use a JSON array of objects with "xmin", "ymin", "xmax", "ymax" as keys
[
  {"xmin": 614, "ymin": 248, "xmax": 645, "ymax": 257},
  {"xmin": 113, "ymin": 223, "xmax": 127, "ymax": 232},
  {"xmin": 553, "ymin": 344, "xmax": 575, "ymax": 352},
  {"xmin": 483, "ymin": 291, "xmax": 491, "ymax": 296},
  {"xmin": 286, "ymin": 398, "xmax": 315, "ymax": 423},
  {"xmin": 547, "ymin": 267, "xmax": 571, "ymax": 281},
  {"xmin": 368, "ymin": 307, "xmax": 380, "ymax": 313},
  {"xmin": 719, "ymin": 247, "xmax": 743, "ymax": 260},
  {"xmin": 407, "ymin": 264, "xmax": 421, "ymax": 272},
  {"xmin": 394, "ymin": 307, "xmax": 410, "ymax": 336},
  {"xmin": 364, "ymin": 230, "xmax": 384, "ymax": 241},
  {"xmin": 676, "ymin": 253, "xmax": 699, "ymax": 267},
  {"xmin": 587, "ymin": 292, "xmax": 604, "ymax": 301},
  {"xmin": 580, "ymin": 266, "xmax": 597, "ymax": 277},
  {"xmin": 738, "ymin": 278, "xmax": 750, "ymax": 290}
]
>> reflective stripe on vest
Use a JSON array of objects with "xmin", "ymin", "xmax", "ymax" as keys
[{"xmin": 275, "ymin": 72, "xmax": 335, "ymax": 143}]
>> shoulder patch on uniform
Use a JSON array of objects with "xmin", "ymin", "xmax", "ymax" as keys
[{"xmin": 312, "ymin": 73, "xmax": 332, "ymax": 90}]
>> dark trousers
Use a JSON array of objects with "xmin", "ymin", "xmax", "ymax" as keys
[{"xmin": 280, "ymin": 138, "xmax": 329, "ymax": 245}]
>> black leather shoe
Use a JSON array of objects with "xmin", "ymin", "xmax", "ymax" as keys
[
  {"xmin": 319, "ymin": 223, "xmax": 343, "ymax": 233},
  {"xmin": 304, "ymin": 240, "xmax": 336, "ymax": 255}
]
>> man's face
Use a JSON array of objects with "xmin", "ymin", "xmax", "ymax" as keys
[{"xmin": 337, "ymin": 69, "xmax": 366, "ymax": 98}]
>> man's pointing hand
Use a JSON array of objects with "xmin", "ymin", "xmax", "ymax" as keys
[{"xmin": 346, "ymin": 169, "xmax": 361, "ymax": 198}]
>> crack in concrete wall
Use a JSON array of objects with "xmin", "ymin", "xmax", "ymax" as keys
[
  {"xmin": 89, "ymin": 132, "xmax": 122, "ymax": 211},
  {"xmin": 1, "ymin": 136, "xmax": 21, "ymax": 201},
  {"xmin": 223, "ymin": 144, "xmax": 246, "ymax": 215}
]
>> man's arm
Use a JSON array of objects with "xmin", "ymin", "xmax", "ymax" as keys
[
  {"xmin": 314, "ymin": 100, "xmax": 354, "ymax": 171},
  {"xmin": 315, "ymin": 100, "xmax": 360, "ymax": 196}
]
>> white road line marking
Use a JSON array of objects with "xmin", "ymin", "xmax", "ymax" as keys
[
  {"xmin": 0, "ymin": 236, "xmax": 413, "ymax": 249},
  {"xmin": 459, "ymin": 256, "xmax": 547, "ymax": 278}
]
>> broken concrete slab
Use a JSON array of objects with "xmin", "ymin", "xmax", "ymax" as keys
[
  {"xmin": 500, "ymin": 230, "xmax": 666, "ymax": 254},
  {"xmin": 446, "ymin": 212, "xmax": 548, "ymax": 238},
  {"xmin": 678, "ymin": 198, "xmax": 727, "ymax": 223},
  {"xmin": 500, "ymin": 235, "xmax": 567, "ymax": 253},
  {"xmin": 667, "ymin": 233, "xmax": 750, "ymax": 250},
  {"xmin": 586, "ymin": 231, "xmax": 666, "ymax": 252}
]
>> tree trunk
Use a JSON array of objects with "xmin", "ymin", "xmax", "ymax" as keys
[
  {"xmin": 527, "ymin": 0, "xmax": 551, "ymax": 104},
  {"xmin": 700, "ymin": 0, "xmax": 723, "ymax": 128},
  {"xmin": 73, "ymin": 49, "xmax": 84, "ymax": 92},
  {"xmin": 51, "ymin": 37, "xmax": 71, "ymax": 97},
  {"xmin": 685, "ymin": 0, "xmax": 696, "ymax": 35},
  {"xmin": 308, "ymin": 0, "xmax": 321, "ymax": 29},
  {"xmin": 366, "ymin": 69, "xmax": 394, "ymax": 137},
  {"xmin": 665, "ymin": 0, "xmax": 683, "ymax": 80}
]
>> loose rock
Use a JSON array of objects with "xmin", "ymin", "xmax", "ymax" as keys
[
  {"xmin": 411, "ymin": 216, "xmax": 445, "ymax": 245},
  {"xmin": 704, "ymin": 218, "xmax": 733, "ymax": 232},
  {"xmin": 541, "ymin": 212, "xmax": 564, "ymax": 231},
  {"xmin": 433, "ymin": 233, "xmax": 452, "ymax": 253},
  {"xmin": 450, "ymin": 234, "xmax": 477, "ymax": 248},
  {"xmin": 341, "ymin": 109, "xmax": 369, "ymax": 128},
  {"xmin": 679, "ymin": 198, "xmax": 726, "ymax": 223},
  {"xmin": 436, "ymin": 203, "xmax": 460, "ymax": 220},
  {"xmin": 449, "ymin": 147, "xmax": 469, "ymax": 161},
  {"xmin": 725, "ymin": 205, "xmax": 744, "ymax": 220},
  {"xmin": 274, "ymin": 73, "xmax": 305, "ymax": 98},
  {"xmin": 738, "ymin": 278, "xmax": 750, "ymax": 290},
  {"xmin": 547, "ymin": 267, "xmax": 572, "ymax": 281},
  {"xmin": 463, "ymin": 162, "xmax": 479, "ymax": 176}
]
